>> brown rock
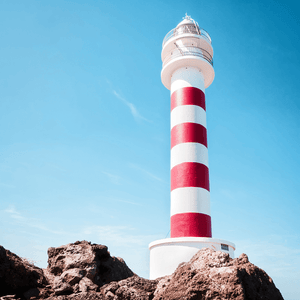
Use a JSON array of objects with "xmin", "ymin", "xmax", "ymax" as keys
[
  {"xmin": 46, "ymin": 241, "xmax": 134, "ymax": 287},
  {"xmin": 0, "ymin": 245, "xmax": 47, "ymax": 298},
  {"xmin": 23, "ymin": 288, "xmax": 40, "ymax": 299},
  {"xmin": 56, "ymin": 292, "xmax": 104, "ymax": 300},
  {"xmin": 60, "ymin": 269, "xmax": 84, "ymax": 286},
  {"xmin": 0, "ymin": 242, "xmax": 284, "ymax": 300},
  {"xmin": 101, "ymin": 275, "xmax": 158, "ymax": 300},
  {"xmin": 153, "ymin": 248, "xmax": 284, "ymax": 300},
  {"xmin": 78, "ymin": 278, "xmax": 98, "ymax": 293},
  {"xmin": 23, "ymin": 286, "xmax": 52, "ymax": 300},
  {"xmin": 52, "ymin": 277, "xmax": 73, "ymax": 296}
]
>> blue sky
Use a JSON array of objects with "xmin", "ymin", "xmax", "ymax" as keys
[{"xmin": 0, "ymin": 0, "xmax": 299, "ymax": 299}]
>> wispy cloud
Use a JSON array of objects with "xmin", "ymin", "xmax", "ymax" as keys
[
  {"xmin": 3, "ymin": 205, "xmax": 67, "ymax": 235},
  {"xmin": 102, "ymin": 171, "xmax": 122, "ymax": 185},
  {"xmin": 112, "ymin": 198, "xmax": 143, "ymax": 206},
  {"xmin": 235, "ymin": 236, "xmax": 300, "ymax": 278},
  {"xmin": 112, "ymin": 90, "xmax": 151, "ymax": 123},
  {"xmin": 129, "ymin": 163, "xmax": 165, "ymax": 183},
  {"xmin": 82, "ymin": 225, "xmax": 156, "ymax": 247},
  {"xmin": 4, "ymin": 205, "xmax": 24, "ymax": 220}
]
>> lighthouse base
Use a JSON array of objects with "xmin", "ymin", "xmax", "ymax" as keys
[{"xmin": 149, "ymin": 237, "xmax": 235, "ymax": 279}]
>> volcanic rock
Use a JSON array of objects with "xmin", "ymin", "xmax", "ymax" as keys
[
  {"xmin": 152, "ymin": 249, "xmax": 284, "ymax": 300},
  {"xmin": 46, "ymin": 241, "xmax": 134, "ymax": 286},
  {"xmin": 44, "ymin": 241, "xmax": 134, "ymax": 296},
  {"xmin": 101, "ymin": 275, "xmax": 158, "ymax": 300},
  {"xmin": 0, "ymin": 242, "xmax": 284, "ymax": 300},
  {"xmin": 0, "ymin": 245, "xmax": 47, "ymax": 299}
]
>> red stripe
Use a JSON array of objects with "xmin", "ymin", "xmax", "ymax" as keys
[
  {"xmin": 171, "ymin": 123, "xmax": 207, "ymax": 149},
  {"xmin": 171, "ymin": 162, "xmax": 210, "ymax": 191},
  {"xmin": 171, "ymin": 213, "xmax": 212, "ymax": 237},
  {"xmin": 171, "ymin": 87, "xmax": 206, "ymax": 111}
]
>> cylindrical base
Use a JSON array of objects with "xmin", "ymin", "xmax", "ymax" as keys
[{"xmin": 149, "ymin": 237, "xmax": 235, "ymax": 279}]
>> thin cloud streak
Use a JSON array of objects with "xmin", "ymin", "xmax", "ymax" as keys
[
  {"xmin": 129, "ymin": 163, "xmax": 165, "ymax": 183},
  {"xmin": 102, "ymin": 171, "xmax": 122, "ymax": 185},
  {"xmin": 236, "ymin": 237, "xmax": 300, "ymax": 278},
  {"xmin": 112, "ymin": 90, "xmax": 151, "ymax": 123},
  {"xmin": 3, "ymin": 205, "xmax": 68, "ymax": 235},
  {"xmin": 113, "ymin": 198, "xmax": 143, "ymax": 206},
  {"xmin": 4, "ymin": 206, "xmax": 24, "ymax": 220},
  {"xmin": 82, "ymin": 225, "xmax": 157, "ymax": 247}
]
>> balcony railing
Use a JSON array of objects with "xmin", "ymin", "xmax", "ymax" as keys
[
  {"xmin": 163, "ymin": 26, "xmax": 212, "ymax": 47},
  {"xmin": 163, "ymin": 46, "xmax": 213, "ymax": 67}
]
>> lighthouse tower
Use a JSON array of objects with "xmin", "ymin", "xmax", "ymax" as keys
[{"xmin": 149, "ymin": 15, "xmax": 235, "ymax": 279}]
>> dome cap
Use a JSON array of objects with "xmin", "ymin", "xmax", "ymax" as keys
[
  {"xmin": 176, "ymin": 14, "xmax": 197, "ymax": 27},
  {"xmin": 174, "ymin": 14, "xmax": 201, "ymax": 35}
]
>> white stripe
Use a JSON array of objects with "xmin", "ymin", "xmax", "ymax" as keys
[
  {"xmin": 171, "ymin": 143, "xmax": 209, "ymax": 169},
  {"xmin": 171, "ymin": 67, "xmax": 205, "ymax": 95},
  {"xmin": 171, "ymin": 105, "xmax": 206, "ymax": 129},
  {"xmin": 171, "ymin": 187, "xmax": 210, "ymax": 216}
]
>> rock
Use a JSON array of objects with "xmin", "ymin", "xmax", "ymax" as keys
[
  {"xmin": 105, "ymin": 291, "xmax": 115, "ymax": 300},
  {"xmin": 57, "ymin": 292, "xmax": 103, "ymax": 300},
  {"xmin": 60, "ymin": 269, "xmax": 84, "ymax": 286},
  {"xmin": 23, "ymin": 287, "xmax": 52, "ymax": 300},
  {"xmin": 52, "ymin": 277, "xmax": 73, "ymax": 296},
  {"xmin": 0, "ymin": 245, "xmax": 47, "ymax": 298},
  {"xmin": 78, "ymin": 277, "xmax": 98, "ymax": 293},
  {"xmin": 46, "ymin": 241, "xmax": 134, "ymax": 287},
  {"xmin": 0, "ymin": 242, "xmax": 284, "ymax": 300},
  {"xmin": 23, "ymin": 288, "xmax": 39, "ymax": 299},
  {"xmin": 101, "ymin": 275, "xmax": 158, "ymax": 300},
  {"xmin": 153, "ymin": 248, "xmax": 284, "ymax": 300}
]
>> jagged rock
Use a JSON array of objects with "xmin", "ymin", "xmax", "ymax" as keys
[
  {"xmin": 0, "ymin": 245, "xmax": 47, "ymax": 298},
  {"xmin": 51, "ymin": 292, "xmax": 104, "ymax": 300},
  {"xmin": 60, "ymin": 269, "xmax": 84, "ymax": 286},
  {"xmin": 101, "ymin": 275, "xmax": 158, "ymax": 300},
  {"xmin": 152, "ymin": 248, "xmax": 284, "ymax": 300},
  {"xmin": 46, "ymin": 241, "xmax": 134, "ymax": 287},
  {"xmin": 78, "ymin": 277, "xmax": 98, "ymax": 293},
  {"xmin": 0, "ymin": 242, "xmax": 284, "ymax": 300},
  {"xmin": 52, "ymin": 277, "xmax": 73, "ymax": 296}
]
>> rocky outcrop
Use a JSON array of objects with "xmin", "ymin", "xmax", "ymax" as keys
[
  {"xmin": 0, "ymin": 241, "xmax": 284, "ymax": 300},
  {"xmin": 0, "ymin": 245, "xmax": 47, "ymax": 299},
  {"xmin": 152, "ymin": 250, "xmax": 283, "ymax": 300},
  {"xmin": 101, "ymin": 275, "xmax": 158, "ymax": 300},
  {"xmin": 45, "ymin": 241, "xmax": 134, "ymax": 296}
]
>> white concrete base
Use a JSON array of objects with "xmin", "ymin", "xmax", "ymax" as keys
[{"xmin": 149, "ymin": 237, "xmax": 235, "ymax": 279}]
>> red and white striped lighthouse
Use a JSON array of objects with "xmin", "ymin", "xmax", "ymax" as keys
[
  {"xmin": 149, "ymin": 15, "xmax": 235, "ymax": 279},
  {"xmin": 170, "ymin": 65, "xmax": 211, "ymax": 238}
]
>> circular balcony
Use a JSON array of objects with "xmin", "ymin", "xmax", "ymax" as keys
[{"xmin": 162, "ymin": 46, "xmax": 213, "ymax": 68}]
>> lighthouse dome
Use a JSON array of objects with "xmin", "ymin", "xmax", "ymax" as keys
[
  {"xmin": 176, "ymin": 15, "xmax": 196, "ymax": 26},
  {"xmin": 174, "ymin": 15, "xmax": 201, "ymax": 35}
]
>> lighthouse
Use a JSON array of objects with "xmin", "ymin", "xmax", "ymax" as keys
[{"xmin": 149, "ymin": 15, "xmax": 235, "ymax": 279}]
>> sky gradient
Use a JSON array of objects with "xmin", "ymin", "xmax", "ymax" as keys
[{"xmin": 0, "ymin": 1, "xmax": 299, "ymax": 299}]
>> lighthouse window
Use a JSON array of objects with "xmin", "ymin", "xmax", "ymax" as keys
[{"xmin": 221, "ymin": 244, "xmax": 229, "ymax": 251}]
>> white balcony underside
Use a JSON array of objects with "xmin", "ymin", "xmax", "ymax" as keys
[{"xmin": 162, "ymin": 56, "xmax": 215, "ymax": 90}]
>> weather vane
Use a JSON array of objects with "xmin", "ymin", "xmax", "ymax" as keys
[{"xmin": 184, "ymin": 13, "xmax": 191, "ymax": 20}]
